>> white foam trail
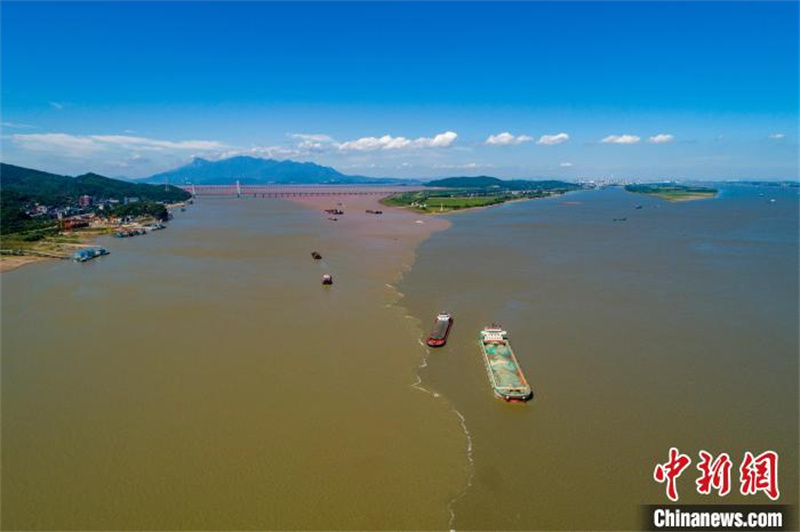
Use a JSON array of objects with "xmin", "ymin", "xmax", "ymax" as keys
[
  {"xmin": 380, "ymin": 251, "xmax": 474, "ymax": 530},
  {"xmin": 446, "ymin": 407, "xmax": 475, "ymax": 530},
  {"xmin": 406, "ymin": 313, "xmax": 476, "ymax": 530}
]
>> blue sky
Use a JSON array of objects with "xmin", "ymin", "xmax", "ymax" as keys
[{"xmin": 1, "ymin": 1, "xmax": 797, "ymax": 180}]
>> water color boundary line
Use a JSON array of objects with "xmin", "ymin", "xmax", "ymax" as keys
[
  {"xmin": 383, "ymin": 276, "xmax": 476, "ymax": 532},
  {"xmin": 408, "ymin": 316, "xmax": 475, "ymax": 532}
]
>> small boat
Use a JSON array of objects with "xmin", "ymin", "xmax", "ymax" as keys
[
  {"xmin": 635, "ymin": 205, "xmax": 643, "ymax": 210},
  {"xmin": 321, "ymin": 274, "xmax": 333, "ymax": 285},
  {"xmin": 426, "ymin": 313, "xmax": 453, "ymax": 347},
  {"xmin": 311, "ymin": 251, "xmax": 322, "ymax": 260},
  {"xmin": 328, "ymin": 217, "xmax": 338, "ymax": 221}
]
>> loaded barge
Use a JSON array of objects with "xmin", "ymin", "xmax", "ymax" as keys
[
  {"xmin": 426, "ymin": 313, "xmax": 453, "ymax": 347},
  {"xmin": 479, "ymin": 325, "xmax": 533, "ymax": 402}
]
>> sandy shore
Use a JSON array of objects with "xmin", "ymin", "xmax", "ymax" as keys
[{"xmin": 0, "ymin": 255, "xmax": 51, "ymax": 273}]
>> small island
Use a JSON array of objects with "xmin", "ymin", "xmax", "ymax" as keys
[
  {"xmin": 624, "ymin": 183, "xmax": 718, "ymax": 202},
  {"xmin": 382, "ymin": 176, "xmax": 582, "ymax": 213}
]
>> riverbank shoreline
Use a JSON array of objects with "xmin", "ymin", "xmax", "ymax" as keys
[{"xmin": 0, "ymin": 228, "xmax": 112, "ymax": 273}]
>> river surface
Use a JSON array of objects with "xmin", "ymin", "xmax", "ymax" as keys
[
  {"xmin": 2, "ymin": 185, "xmax": 798, "ymax": 530},
  {"xmin": 401, "ymin": 185, "xmax": 799, "ymax": 530}
]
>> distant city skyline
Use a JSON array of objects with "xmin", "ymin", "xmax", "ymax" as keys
[{"xmin": 1, "ymin": 1, "xmax": 798, "ymax": 180}]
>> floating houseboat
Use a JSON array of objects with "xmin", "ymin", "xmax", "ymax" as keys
[{"xmin": 73, "ymin": 247, "xmax": 109, "ymax": 263}]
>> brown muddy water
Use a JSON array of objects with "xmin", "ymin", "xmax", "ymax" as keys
[
  {"xmin": 1, "ymin": 197, "xmax": 463, "ymax": 531},
  {"xmin": 1, "ymin": 185, "xmax": 798, "ymax": 531}
]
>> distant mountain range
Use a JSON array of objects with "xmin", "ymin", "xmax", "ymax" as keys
[{"xmin": 142, "ymin": 156, "xmax": 405, "ymax": 185}]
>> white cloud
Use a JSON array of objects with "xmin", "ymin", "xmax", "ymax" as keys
[
  {"xmin": 601, "ymin": 134, "xmax": 641, "ymax": 144},
  {"xmin": 648, "ymin": 133, "xmax": 674, "ymax": 144},
  {"xmin": 49, "ymin": 101, "xmax": 65, "ymax": 110},
  {"xmin": 337, "ymin": 131, "xmax": 457, "ymax": 152},
  {"xmin": 12, "ymin": 133, "xmax": 103, "ymax": 157},
  {"xmin": 290, "ymin": 133, "xmax": 333, "ymax": 142},
  {"xmin": 12, "ymin": 133, "xmax": 227, "ymax": 158},
  {"xmin": 88, "ymin": 135, "xmax": 225, "ymax": 151},
  {"xmin": 2, "ymin": 122, "xmax": 36, "ymax": 129},
  {"xmin": 559, "ymin": 162, "xmax": 574, "ymax": 168},
  {"xmin": 288, "ymin": 133, "xmax": 335, "ymax": 151},
  {"xmin": 536, "ymin": 132, "xmax": 570, "ymax": 145},
  {"xmin": 485, "ymin": 132, "xmax": 534, "ymax": 146},
  {"xmin": 769, "ymin": 133, "xmax": 786, "ymax": 140},
  {"xmin": 214, "ymin": 145, "xmax": 308, "ymax": 160},
  {"xmin": 433, "ymin": 162, "xmax": 487, "ymax": 169}
]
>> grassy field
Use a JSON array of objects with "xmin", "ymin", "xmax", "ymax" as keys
[
  {"xmin": 382, "ymin": 191, "xmax": 519, "ymax": 213},
  {"xmin": 1, "ymin": 226, "xmax": 116, "ymax": 259},
  {"xmin": 624, "ymin": 184, "xmax": 718, "ymax": 202}
]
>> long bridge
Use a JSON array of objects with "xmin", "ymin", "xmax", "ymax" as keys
[{"xmin": 179, "ymin": 183, "xmax": 421, "ymax": 197}]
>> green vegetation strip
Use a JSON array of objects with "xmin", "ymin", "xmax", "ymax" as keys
[{"xmin": 624, "ymin": 184, "xmax": 718, "ymax": 201}]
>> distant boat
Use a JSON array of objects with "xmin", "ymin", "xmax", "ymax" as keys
[
  {"xmin": 635, "ymin": 205, "xmax": 643, "ymax": 209},
  {"xmin": 426, "ymin": 313, "xmax": 453, "ymax": 347},
  {"xmin": 321, "ymin": 274, "xmax": 333, "ymax": 285},
  {"xmin": 311, "ymin": 251, "xmax": 322, "ymax": 260}
]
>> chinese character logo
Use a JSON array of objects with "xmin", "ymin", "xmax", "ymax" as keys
[
  {"xmin": 696, "ymin": 450, "xmax": 732, "ymax": 496},
  {"xmin": 740, "ymin": 450, "xmax": 780, "ymax": 501},
  {"xmin": 654, "ymin": 447, "xmax": 692, "ymax": 502},
  {"xmin": 654, "ymin": 448, "xmax": 780, "ymax": 502}
]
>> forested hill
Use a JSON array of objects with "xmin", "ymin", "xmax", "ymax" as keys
[
  {"xmin": 1, "ymin": 163, "xmax": 191, "ymax": 206},
  {"xmin": 425, "ymin": 176, "xmax": 580, "ymax": 190}
]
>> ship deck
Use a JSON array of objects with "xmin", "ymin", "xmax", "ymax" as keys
[
  {"xmin": 430, "ymin": 319, "xmax": 450, "ymax": 340},
  {"xmin": 482, "ymin": 342, "xmax": 530, "ymax": 392}
]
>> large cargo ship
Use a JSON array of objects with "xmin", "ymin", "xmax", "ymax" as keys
[
  {"xmin": 479, "ymin": 325, "xmax": 533, "ymax": 402},
  {"xmin": 426, "ymin": 313, "xmax": 453, "ymax": 347}
]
